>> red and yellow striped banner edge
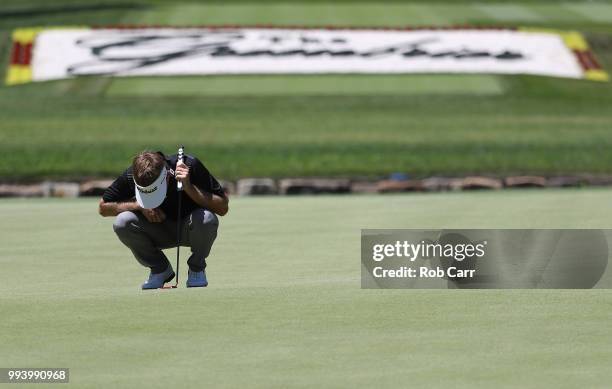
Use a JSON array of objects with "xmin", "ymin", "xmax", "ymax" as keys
[
  {"xmin": 6, "ymin": 26, "xmax": 88, "ymax": 85},
  {"xmin": 519, "ymin": 27, "xmax": 608, "ymax": 82}
]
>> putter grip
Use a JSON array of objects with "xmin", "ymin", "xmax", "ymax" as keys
[{"xmin": 177, "ymin": 146, "xmax": 184, "ymax": 191}]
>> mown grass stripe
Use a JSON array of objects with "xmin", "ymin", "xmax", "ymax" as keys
[
  {"xmin": 131, "ymin": 3, "xmax": 485, "ymax": 27},
  {"xmin": 106, "ymin": 75, "xmax": 505, "ymax": 97},
  {"xmin": 126, "ymin": 3, "xmax": 611, "ymax": 27},
  {"xmin": 525, "ymin": 3, "xmax": 587, "ymax": 23},
  {"xmin": 475, "ymin": 4, "xmax": 542, "ymax": 22},
  {"xmin": 564, "ymin": 3, "xmax": 612, "ymax": 24}
]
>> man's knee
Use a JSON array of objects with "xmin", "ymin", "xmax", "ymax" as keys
[
  {"xmin": 113, "ymin": 211, "xmax": 139, "ymax": 234},
  {"xmin": 189, "ymin": 209, "xmax": 219, "ymax": 232}
]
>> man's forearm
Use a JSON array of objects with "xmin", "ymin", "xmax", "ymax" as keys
[
  {"xmin": 184, "ymin": 184, "xmax": 229, "ymax": 216},
  {"xmin": 98, "ymin": 199, "xmax": 141, "ymax": 217}
]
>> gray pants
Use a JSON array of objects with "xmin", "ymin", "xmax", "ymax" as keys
[{"xmin": 113, "ymin": 209, "xmax": 219, "ymax": 273}]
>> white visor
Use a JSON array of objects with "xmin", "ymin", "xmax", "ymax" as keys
[{"xmin": 134, "ymin": 166, "xmax": 167, "ymax": 209}]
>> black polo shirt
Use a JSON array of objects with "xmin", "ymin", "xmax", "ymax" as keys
[{"xmin": 102, "ymin": 152, "xmax": 225, "ymax": 220}]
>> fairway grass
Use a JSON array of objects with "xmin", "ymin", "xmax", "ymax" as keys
[
  {"xmin": 1, "ymin": 1, "xmax": 612, "ymax": 179},
  {"xmin": 131, "ymin": 2, "xmax": 612, "ymax": 26},
  {"xmin": 106, "ymin": 75, "xmax": 506, "ymax": 97},
  {"xmin": 1, "ymin": 190, "xmax": 612, "ymax": 388}
]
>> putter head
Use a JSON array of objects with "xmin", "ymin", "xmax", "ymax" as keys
[{"xmin": 160, "ymin": 284, "xmax": 177, "ymax": 289}]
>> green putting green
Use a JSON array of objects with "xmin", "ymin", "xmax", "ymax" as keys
[{"xmin": 1, "ymin": 189, "xmax": 612, "ymax": 388}]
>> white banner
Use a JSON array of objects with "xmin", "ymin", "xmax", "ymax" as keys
[{"xmin": 30, "ymin": 27, "xmax": 584, "ymax": 81}]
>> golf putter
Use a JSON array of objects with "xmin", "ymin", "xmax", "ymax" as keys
[{"xmin": 162, "ymin": 145, "xmax": 184, "ymax": 289}]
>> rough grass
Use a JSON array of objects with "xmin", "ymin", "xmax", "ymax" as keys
[
  {"xmin": 2, "ymin": 85, "xmax": 612, "ymax": 179},
  {"xmin": 1, "ymin": 1, "xmax": 612, "ymax": 180}
]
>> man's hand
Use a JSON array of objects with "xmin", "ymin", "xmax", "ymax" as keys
[
  {"xmin": 175, "ymin": 161, "xmax": 191, "ymax": 188},
  {"xmin": 142, "ymin": 208, "xmax": 166, "ymax": 223}
]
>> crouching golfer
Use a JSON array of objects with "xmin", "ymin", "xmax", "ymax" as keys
[{"xmin": 98, "ymin": 150, "xmax": 228, "ymax": 289}]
